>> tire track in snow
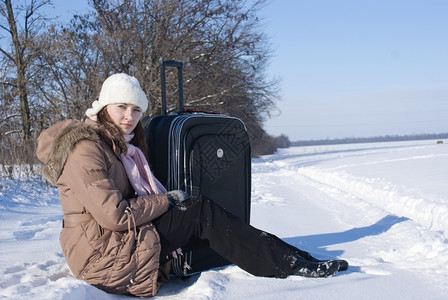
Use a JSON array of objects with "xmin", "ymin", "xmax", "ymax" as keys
[{"xmin": 296, "ymin": 166, "xmax": 448, "ymax": 237}]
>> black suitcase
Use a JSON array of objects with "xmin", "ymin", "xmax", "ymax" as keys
[{"xmin": 143, "ymin": 60, "xmax": 251, "ymax": 276}]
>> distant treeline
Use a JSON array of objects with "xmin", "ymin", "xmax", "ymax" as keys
[{"xmin": 291, "ymin": 133, "xmax": 448, "ymax": 147}]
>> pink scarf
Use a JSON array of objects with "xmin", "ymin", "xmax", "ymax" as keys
[{"xmin": 121, "ymin": 134, "xmax": 167, "ymax": 196}]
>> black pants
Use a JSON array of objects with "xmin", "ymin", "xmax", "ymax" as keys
[{"xmin": 153, "ymin": 196, "xmax": 317, "ymax": 278}]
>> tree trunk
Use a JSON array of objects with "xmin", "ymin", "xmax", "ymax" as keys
[{"xmin": 4, "ymin": 0, "xmax": 31, "ymax": 141}]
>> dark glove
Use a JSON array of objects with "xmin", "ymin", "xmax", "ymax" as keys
[{"xmin": 166, "ymin": 190, "xmax": 190, "ymax": 207}]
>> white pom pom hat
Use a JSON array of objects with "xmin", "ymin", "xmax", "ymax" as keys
[{"xmin": 85, "ymin": 73, "xmax": 148, "ymax": 120}]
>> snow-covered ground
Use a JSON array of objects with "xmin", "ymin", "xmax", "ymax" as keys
[{"xmin": 1, "ymin": 139, "xmax": 447, "ymax": 299}]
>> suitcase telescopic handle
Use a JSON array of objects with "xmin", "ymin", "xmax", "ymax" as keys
[{"xmin": 161, "ymin": 60, "xmax": 184, "ymax": 115}]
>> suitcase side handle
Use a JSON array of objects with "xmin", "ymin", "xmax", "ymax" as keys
[{"xmin": 161, "ymin": 60, "xmax": 184, "ymax": 115}]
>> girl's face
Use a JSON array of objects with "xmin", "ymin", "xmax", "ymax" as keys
[{"xmin": 106, "ymin": 103, "xmax": 143, "ymax": 135}]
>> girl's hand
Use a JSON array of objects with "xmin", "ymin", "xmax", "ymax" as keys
[{"xmin": 166, "ymin": 248, "xmax": 183, "ymax": 260}]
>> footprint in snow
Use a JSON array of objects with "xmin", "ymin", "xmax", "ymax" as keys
[
  {"xmin": 13, "ymin": 216, "xmax": 61, "ymax": 240},
  {"xmin": 13, "ymin": 228, "xmax": 45, "ymax": 240}
]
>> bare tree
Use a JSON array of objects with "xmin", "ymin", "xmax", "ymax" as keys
[
  {"xmin": 2, "ymin": 0, "xmax": 279, "ymax": 163},
  {"xmin": 45, "ymin": 0, "xmax": 279, "ymax": 155},
  {"xmin": 0, "ymin": 0, "xmax": 50, "ymax": 142},
  {"xmin": 68, "ymin": 0, "xmax": 278, "ymax": 127},
  {"xmin": 32, "ymin": 23, "xmax": 105, "ymax": 122}
]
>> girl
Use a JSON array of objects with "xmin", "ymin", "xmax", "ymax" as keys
[{"xmin": 36, "ymin": 73, "xmax": 347, "ymax": 297}]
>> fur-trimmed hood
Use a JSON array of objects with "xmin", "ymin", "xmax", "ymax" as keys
[{"xmin": 36, "ymin": 119, "xmax": 101, "ymax": 185}]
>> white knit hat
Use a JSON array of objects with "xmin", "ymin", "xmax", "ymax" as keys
[{"xmin": 85, "ymin": 73, "xmax": 148, "ymax": 120}]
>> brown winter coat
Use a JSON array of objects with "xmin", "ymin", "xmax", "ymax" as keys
[{"xmin": 36, "ymin": 119, "xmax": 170, "ymax": 297}]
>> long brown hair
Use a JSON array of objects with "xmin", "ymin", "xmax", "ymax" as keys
[{"xmin": 96, "ymin": 108, "xmax": 148, "ymax": 159}]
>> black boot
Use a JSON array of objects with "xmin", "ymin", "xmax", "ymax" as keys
[
  {"xmin": 294, "ymin": 250, "xmax": 349, "ymax": 272},
  {"xmin": 336, "ymin": 260, "xmax": 349, "ymax": 271},
  {"xmin": 291, "ymin": 259, "xmax": 339, "ymax": 278},
  {"xmin": 312, "ymin": 258, "xmax": 349, "ymax": 272},
  {"xmin": 316, "ymin": 259, "xmax": 348, "ymax": 272}
]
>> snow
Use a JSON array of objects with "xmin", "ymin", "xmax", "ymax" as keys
[{"xmin": 1, "ymin": 139, "xmax": 448, "ymax": 299}]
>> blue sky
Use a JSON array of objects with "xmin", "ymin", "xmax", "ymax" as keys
[
  {"xmin": 261, "ymin": 0, "xmax": 448, "ymax": 140},
  {"xmin": 49, "ymin": 0, "xmax": 448, "ymax": 140}
]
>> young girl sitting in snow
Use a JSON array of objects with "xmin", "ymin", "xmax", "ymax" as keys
[{"xmin": 36, "ymin": 73, "xmax": 348, "ymax": 297}]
